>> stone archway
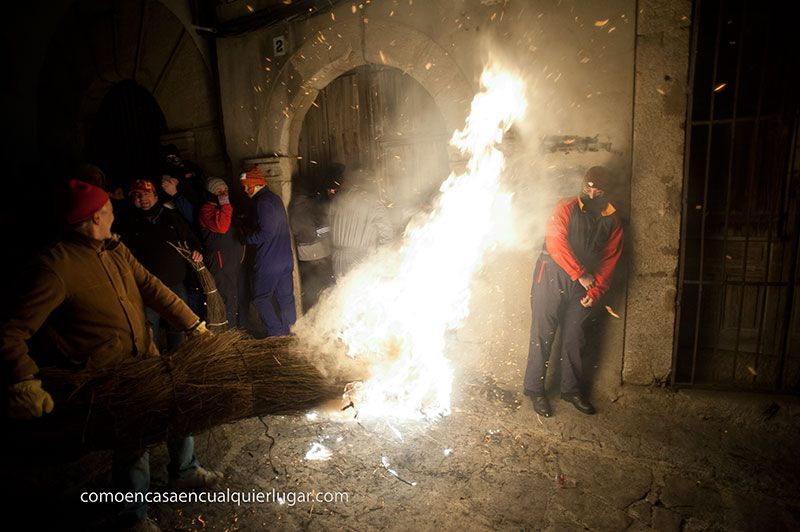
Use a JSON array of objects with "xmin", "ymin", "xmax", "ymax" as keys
[
  {"xmin": 242, "ymin": 16, "xmax": 472, "ymax": 317},
  {"xmin": 37, "ymin": 0, "xmax": 225, "ymax": 179},
  {"xmin": 256, "ymin": 17, "xmax": 473, "ymax": 193}
]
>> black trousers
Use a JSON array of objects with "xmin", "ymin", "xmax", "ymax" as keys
[{"xmin": 523, "ymin": 254, "xmax": 594, "ymax": 396}]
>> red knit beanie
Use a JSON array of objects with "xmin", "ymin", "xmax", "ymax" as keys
[
  {"xmin": 240, "ymin": 165, "xmax": 266, "ymax": 186},
  {"xmin": 66, "ymin": 179, "xmax": 109, "ymax": 225}
]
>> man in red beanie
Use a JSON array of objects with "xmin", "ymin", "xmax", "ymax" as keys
[
  {"xmin": 0, "ymin": 179, "xmax": 218, "ymax": 530},
  {"xmin": 240, "ymin": 166, "xmax": 297, "ymax": 336},
  {"xmin": 523, "ymin": 166, "xmax": 624, "ymax": 418}
]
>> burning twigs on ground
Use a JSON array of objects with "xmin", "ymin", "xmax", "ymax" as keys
[{"xmin": 293, "ymin": 62, "xmax": 527, "ymax": 421}]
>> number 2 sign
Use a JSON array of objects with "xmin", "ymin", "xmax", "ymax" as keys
[{"xmin": 273, "ymin": 36, "xmax": 287, "ymax": 57}]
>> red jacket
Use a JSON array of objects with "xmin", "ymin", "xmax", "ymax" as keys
[
  {"xmin": 199, "ymin": 202, "xmax": 232, "ymax": 234},
  {"xmin": 545, "ymin": 196, "xmax": 623, "ymax": 302}
]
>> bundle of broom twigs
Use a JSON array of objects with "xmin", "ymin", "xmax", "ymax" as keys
[
  {"xmin": 169, "ymin": 241, "xmax": 229, "ymax": 333},
  {"xmin": 8, "ymin": 331, "xmax": 353, "ymax": 454},
  {"xmin": 6, "ymin": 243, "xmax": 360, "ymax": 457}
]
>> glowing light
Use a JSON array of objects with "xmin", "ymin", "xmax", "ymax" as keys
[
  {"xmin": 305, "ymin": 443, "xmax": 333, "ymax": 461},
  {"xmin": 296, "ymin": 62, "xmax": 527, "ymax": 421},
  {"xmin": 386, "ymin": 421, "xmax": 404, "ymax": 441}
]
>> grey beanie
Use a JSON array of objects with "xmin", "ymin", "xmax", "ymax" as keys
[{"xmin": 206, "ymin": 177, "xmax": 227, "ymax": 195}]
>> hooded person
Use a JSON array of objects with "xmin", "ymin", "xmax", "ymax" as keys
[
  {"xmin": 0, "ymin": 179, "xmax": 218, "ymax": 530},
  {"xmin": 239, "ymin": 166, "xmax": 296, "ymax": 336},
  {"xmin": 522, "ymin": 166, "xmax": 623, "ymax": 418}
]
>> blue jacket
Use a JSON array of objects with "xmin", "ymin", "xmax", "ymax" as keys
[{"xmin": 247, "ymin": 187, "xmax": 294, "ymax": 275}]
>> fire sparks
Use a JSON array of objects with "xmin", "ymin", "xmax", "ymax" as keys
[{"xmin": 296, "ymin": 62, "xmax": 527, "ymax": 421}]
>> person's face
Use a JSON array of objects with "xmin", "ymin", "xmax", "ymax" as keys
[
  {"xmin": 96, "ymin": 200, "xmax": 114, "ymax": 240},
  {"xmin": 214, "ymin": 185, "xmax": 228, "ymax": 196},
  {"xmin": 166, "ymin": 154, "xmax": 183, "ymax": 166},
  {"xmin": 131, "ymin": 189, "xmax": 157, "ymax": 210},
  {"xmin": 582, "ymin": 183, "xmax": 605, "ymax": 200},
  {"xmin": 241, "ymin": 180, "xmax": 258, "ymax": 198}
]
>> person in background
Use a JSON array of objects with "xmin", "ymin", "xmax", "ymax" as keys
[
  {"xmin": 198, "ymin": 177, "xmax": 246, "ymax": 328},
  {"xmin": 329, "ymin": 166, "xmax": 394, "ymax": 278},
  {"xmin": 76, "ymin": 162, "xmax": 125, "ymax": 201},
  {"xmin": 118, "ymin": 179, "xmax": 204, "ymax": 351},
  {"xmin": 159, "ymin": 145, "xmax": 205, "ymax": 227},
  {"xmin": 240, "ymin": 166, "xmax": 296, "ymax": 336},
  {"xmin": 288, "ymin": 164, "xmax": 342, "ymax": 311}
]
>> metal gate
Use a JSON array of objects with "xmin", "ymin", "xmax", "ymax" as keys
[{"xmin": 673, "ymin": 0, "xmax": 800, "ymax": 391}]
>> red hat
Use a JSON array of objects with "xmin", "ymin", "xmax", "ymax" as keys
[
  {"xmin": 240, "ymin": 166, "xmax": 267, "ymax": 196},
  {"xmin": 66, "ymin": 179, "xmax": 109, "ymax": 225},
  {"xmin": 240, "ymin": 165, "xmax": 266, "ymax": 185},
  {"xmin": 128, "ymin": 179, "xmax": 157, "ymax": 196}
]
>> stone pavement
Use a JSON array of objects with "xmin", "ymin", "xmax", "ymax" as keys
[{"xmin": 4, "ymin": 371, "xmax": 799, "ymax": 531}]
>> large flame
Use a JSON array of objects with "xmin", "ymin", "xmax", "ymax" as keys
[{"xmin": 296, "ymin": 62, "xmax": 527, "ymax": 420}]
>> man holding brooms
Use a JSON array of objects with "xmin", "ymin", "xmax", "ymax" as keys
[{"xmin": 1, "ymin": 179, "xmax": 220, "ymax": 531}]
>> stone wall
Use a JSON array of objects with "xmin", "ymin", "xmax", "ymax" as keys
[
  {"xmin": 216, "ymin": 0, "xmax": 643, "ymax": 395},
  {"xmin": 625, "ymin": 0, "xmax": 692, "ymax": 385},
  {"xmin": 32, "ymin": 0, "xmax": 226, "ymax": 177}
]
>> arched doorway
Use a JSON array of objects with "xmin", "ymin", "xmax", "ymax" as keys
[
  {"xmin": 291, "ymin": 64, "xmax": 451, "ymax": 310},
  {"xmin": 297, "ymin": 64, "xmax": 451, "ymax": 229},
  {"xmin": 87, "ymin": 80, "xmax": 167, "ymax": 188}
]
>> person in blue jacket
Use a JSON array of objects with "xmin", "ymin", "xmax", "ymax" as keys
[{"xmin": 240, "ymin": 166, "xmax": 296, "ymax": 336}]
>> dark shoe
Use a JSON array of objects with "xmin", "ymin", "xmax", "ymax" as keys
[
  {"xmin": 561, "ymin": 394, "xmax": 596, "ymax": 415},
  {"xmin": 530, "ymin": 395, "xmax": 553, "ymax": 417}
]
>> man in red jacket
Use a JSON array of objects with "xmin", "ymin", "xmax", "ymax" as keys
[{"xmin": 523, "ymin": 166, "xmax": 624, "ymax": 417}]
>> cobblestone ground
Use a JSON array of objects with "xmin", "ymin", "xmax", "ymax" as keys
[{"xmin": 7, "ymin": 369, "xmax": 799, "ymax": 531}]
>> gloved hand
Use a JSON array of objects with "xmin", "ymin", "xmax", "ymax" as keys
[
  {"xmin": 7, "ymin": 379, "xmax": 55, "ymax": 420},
  {"xmin": 188, "ymin": 320, "xmax": 210, "ymax": 338}
]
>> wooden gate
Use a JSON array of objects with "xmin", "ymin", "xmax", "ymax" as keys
[{"xmin": 298, "ymin": 64, "xmax": 450, "ymax": 228}]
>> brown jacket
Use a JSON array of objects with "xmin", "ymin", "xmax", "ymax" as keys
[{"xmin": 1, "ymin": 230, "xmax": 198, "ymax": 382}]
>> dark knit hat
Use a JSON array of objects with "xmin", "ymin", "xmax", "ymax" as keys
[
  {"xmin": 65, "ymin": 179, "xmax": 109, "ymax": 225},
  {"xmin": 583, "ymin": 166, "xmax": 612, "ymax": 190}
]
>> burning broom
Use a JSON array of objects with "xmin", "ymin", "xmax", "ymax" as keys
[
  {"xmin": 7, "ymin": 331, "xmax": 356, "ymax": 455},
  {"xmin": 6, "ymin": 245, "xmax": 361, "ymax": 455}
]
